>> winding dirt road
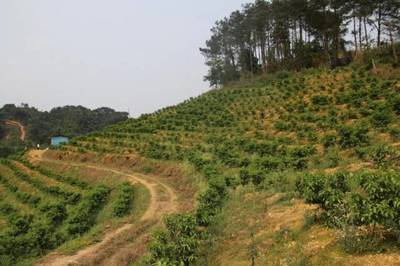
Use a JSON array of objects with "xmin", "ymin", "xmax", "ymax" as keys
[
  {"xmin": 30, "ymin": 151, "xmax": 178, "ymax": 266},
  {"xmin": 4, "ymin": 120, "xmax": 26, "ymax": 141}
]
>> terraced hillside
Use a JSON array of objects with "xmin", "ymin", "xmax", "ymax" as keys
[
  {"xmin": 53, "ymin": 64, "xmax": 400, "ymax": 265},
  {"xmin": 0, "ymin": 156, "xmax": 146, "ymax": 265},
  {"xmin": 72, "ymin": 66, "xmax": 399, "ymax": 171},
  {"xmin": 2, "ymin": 64, "xmax": 399, "ymax": 265}
]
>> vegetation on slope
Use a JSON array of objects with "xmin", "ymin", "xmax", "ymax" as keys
[
  {"xmin": 0, "ymin": 157, "xmax": 137, "ymax": 265},
  {"xmin": 60, "ymin": 60, "xmax": 400, "ymax": 264}
]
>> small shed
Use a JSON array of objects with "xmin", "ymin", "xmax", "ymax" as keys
[{"xmin": 51, "ymin": 136, "xmax": 69, "ymax": 146}]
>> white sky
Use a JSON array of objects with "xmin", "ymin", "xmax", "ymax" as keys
[{"xmin": 0, "ymin": 1, "xmax": 245, "ymax": 117}]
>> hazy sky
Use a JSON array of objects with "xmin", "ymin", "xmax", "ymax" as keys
[{"xmin": 0, "ymin": 1, "xmax": 245, "ymax": 117}]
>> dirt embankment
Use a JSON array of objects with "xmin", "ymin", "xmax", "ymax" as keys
[{"xmin": 4, "ymin": 120, "xmax": 26, "ymax": 141}]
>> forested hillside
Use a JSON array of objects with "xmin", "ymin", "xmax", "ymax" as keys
[
  {"xmin": 0, "ymin": 104, "xmax": 128, "ymax": 157},
  {"xmin": 201, "ymin": 0, "xmax": 399, "ymax": 86}
]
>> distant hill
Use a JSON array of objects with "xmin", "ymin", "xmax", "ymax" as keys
[{"xmin": 0, "ymin": 104, "xmax": 128, "ymax": 157}]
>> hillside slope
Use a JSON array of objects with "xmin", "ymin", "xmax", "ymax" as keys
[
  {"xmin": 56, "ymin": 64, "xmax": 400, "ymax": 265},
  {"xmin": 4, "ymin": 64, "xmax": 399, "ymax": 265},
  {"xmin": 74, "ymin": 65, "xmax": 400, "ymax": 174}
]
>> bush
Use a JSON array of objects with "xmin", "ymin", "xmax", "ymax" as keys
[
  {"xmin": 297, "ymin": 171, "xmax": 400, "ymax": 237},
  {"xmin": 39, "ymin": 202, "xmax": 67, "ymax": 225},
  {"xmin": 274, "ymin": 121, "xmax": 292, "ymax": 131},
  {"xmin": 311, "ymin": 95, "xmax": 330, "ymax": 106},
  {"xmin": 388, "ymin": 126, "xmax": 400, "ymax": 139},
  {"xmin": 196, "ymin": 178, "xmax": 227, "ymax": 226},
  {"xmin": 338, "ymin": 122, "xmax": 369, "ymax": 148},
  {"xmin": 149, "ymin": 214, "xmax": 201, "ymax": 266},
  {"xmin": 370, "ymin": 106, "xmax": 394, "ymax": 128},
  {"xmin": 370, "ymin": 144, "xmax": 397, "ymax": 167},
  {"xmin": 296, "ymin": 174, "xmax": 325, "ymax": 205},
  {"xmin": 322, "ymin": 133, "xmax": 337, "ymax": 148},
  {"xmin": 66, "ymin": 186, "xmax": 109, "ymax": 235},
  {"xmin": 326, "ymin": 148, "xmax": 340, "ymax": 167},
  {"xmin": 390, "ymin": 95, "xmax": 400, "ymax": 115},
  {"xmin": 296, "ymin": 172, "xmax": 349, "ymax": 226},
  {"xmin": 239, "ymin": 167, "xmax": 265, "ymax": 186},
  {"xmin": 112, "ymin": 182, "xmax": 134, "ymax": 217}
]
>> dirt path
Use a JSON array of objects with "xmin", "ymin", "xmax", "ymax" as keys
[
  {"xmin": 30, "ymin": 150, "xmax": 178, "ymax": 266},
  {"xmin": 4, "ymin": 120, "xmax": 26, "ymax": 141}
]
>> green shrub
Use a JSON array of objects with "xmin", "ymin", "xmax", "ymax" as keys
[
  {"xmin": 297, "ymin": 171, "xmax": 400, "ymax": 236},
  {"xmin": 39, "ymin": 202, "xmax": 67, "ymax": 225},
  {"xmin": 295, "ymin": 174, "xmax": 325, "ymax": 205},
  {"xmin": 338, "ymin": 122, "xmax": 369, "ymax": 148},
  {"xmin": 388, "ymin": 126, "xmax": 400, "ymax": 139},
  {"xmin": 196, "ymin": 178, "xmax": 227, "ymax": 226},
  {"xmin": 274, "ymin": 121, "xmax": 292, "ymax": 131},
  {"xmin": 370, "ymin": 144, "xmax": 397, "ymax": 167},
  {"xmin": 66, "ymin": 186, "xmax": 109, "ymax": 235},
  {"xmin": 390, "ymin": 95, "xmax": 400, "ymax": 115},
  {"xmin": 370, "ymin": 106, "xmax": 394, "ymax": 128},
  {"xmin": 149, "ymin": 214, "xmax": 201, "ymax": 266},
  {"xmin": 18, "ymin": 158, "xmax": 89, "ymax": 189},
  {"xmin": 322, "ymin": 134, "xmax": 337, "ymax": 148},
  {"xmin": 326, "ymin": 148, "xmax": 340, "ymax": 167},
  {"xmin": 112, "ymin": 182, "xmax": 134, "ymax": 217},
  {"xmin": 311, "ymin": 95, "xmax": 330, "ymax": 106}
]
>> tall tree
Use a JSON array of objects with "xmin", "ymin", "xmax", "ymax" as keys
[{"xmin": 201, "ymin": 0, "xmax": 399, "ymax": 86}]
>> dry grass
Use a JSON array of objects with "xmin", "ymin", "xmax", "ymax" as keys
[{"xmin": 206, "ymin": 187, "xmax": 400, "ymax": 266}]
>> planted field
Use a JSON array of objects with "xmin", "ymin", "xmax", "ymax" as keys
[
  {"xmin": 0, "ymin": 157, "xmax": 138, "ymax": 265},
  {"xmin": 62, "ymin": 65, "xmax": 400, "ymax": 263},
  {"xmin": 2, "ymin": 64, "xmax": 399, "ymax": 265},
  {"xmin": 71, "ymin": 66, "xmax": 400, "ymax": 176}
]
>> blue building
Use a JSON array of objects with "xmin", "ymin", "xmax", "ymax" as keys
[{"xmin": 51, "ymin": 136, "xmax": 69, "ymax": 146}]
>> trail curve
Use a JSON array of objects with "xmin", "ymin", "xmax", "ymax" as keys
[{"xmin": 30, "ymin": 151, "xmax": 178, "ymax": 266}]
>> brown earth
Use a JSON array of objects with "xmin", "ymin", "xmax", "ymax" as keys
[{"xmin": 4, "ymin": 119, "xmax": 26, "ymax": 141}]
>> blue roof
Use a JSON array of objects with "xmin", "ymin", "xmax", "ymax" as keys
[{"xmin": 51, "ymin": 136, "xmax": 69, "ymax": 146}]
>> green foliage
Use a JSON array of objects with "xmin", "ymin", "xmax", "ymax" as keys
[
  {"xmin": 50, "ymin": 52, "xmax": 400, "ymax": 262},
  {"xmin": 240, "ymin": 167, "xmax": 265, "ymax": 185},
  {"xmin": 0, "ymin": 171, "xmax": 42, "ymax": 206},
  {"xmin": 322, "ymin": 134, "xmax": 337, "ymax": 148},
  {"xmin": 370, "ymin": 144, "xmax": 398, "ymax": 167},
  {"xmin": 391, "ymin": 95, "xmax": 400, "ymax": 115},
  {"xmin": 1, "ymin": 159, "xmax": 81, "ymax": 204},
  {"xmin": 311, "ymin": 95, "xmax": 330, "ymax": 106},
  {"xmin": 0, "ymin": 156, "xmax": 115, "ymax": 263},
  {"xmin": 325, "ymin": 147, "xmax": 340, "ymax": 168},
  {"xmin": 66, "ymin": 186, "xmax": 109, "ymax": 235},
  {"xmin": 196, "ymin": 178, "xmax": 227, "ymax": 226},
  {"xmin": 274, "ymin": 121, "xmax": 292, "ymax": 131},
  {"xmin": 39, "ymin": 202, "xmax": 67, "ymax": 226},
  {"xmin": 17, "ymin": 158, "xmax": 89, "ymax": 189},
  {"xmin": 112, "ymin": 182, "xmax": 134, "ymax": 217},
  {"xmin": 297, "ymin": 171, "xmax": 400, "ymax": 235},
  {"xmin": 149, "ymin": 214, "xmax": 201, "ymax": 266},
  {"xmin": 370, "ymin": 105, "xmax": 394, "ymax": 128},
  {"xmin": 338, "ymin": 122, "xmax": 369, "ymax": 148}
]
